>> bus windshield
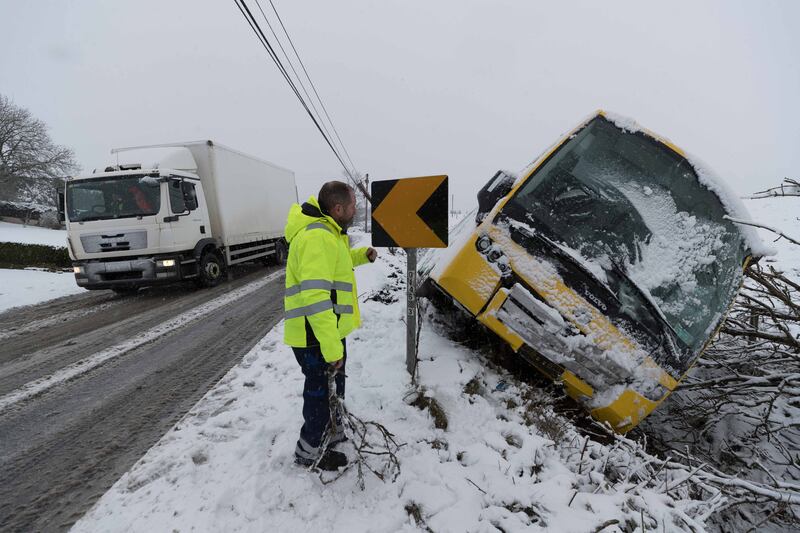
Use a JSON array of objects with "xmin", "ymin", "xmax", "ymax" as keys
[{"xmin": 503, "ymin": 116, "xmax": 747, "ymax": 354}]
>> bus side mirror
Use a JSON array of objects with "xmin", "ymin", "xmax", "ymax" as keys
[
  {"xmin": 476, "ymin": 170, "xmax": 515, "ymax": 224},
  {"xmin": 57, "ymin": 191, "xmax": 66, "ymax": 222},
  {"xmin": 181, "ymin": 182, "xmax": 198, "ymax": 211}
]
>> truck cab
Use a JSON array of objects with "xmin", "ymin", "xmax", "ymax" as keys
[{"xmin": 63, "ymin": 166, "xmax": 212, "ymax": 291}]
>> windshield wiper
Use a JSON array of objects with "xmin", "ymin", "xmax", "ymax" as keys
[{"xmin": 606, "ymin": 260, "xmax": 685, "ymax": 357}]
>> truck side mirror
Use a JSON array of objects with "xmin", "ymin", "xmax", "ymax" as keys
[
  {"xmin": 182, "ymin": 182, "xmax": 198, "ymax": 211},
  {"xmin": 57, "ymin": 190, "xmax": 66, "ymax": 222},
  {"xmin": 476, "ymin": 170, "xmax": 516, "ymax": 224}
]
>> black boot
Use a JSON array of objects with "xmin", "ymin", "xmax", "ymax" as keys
[{"xmin": 295, "ymin": 449, "xmax": 348, "ymax": 471}]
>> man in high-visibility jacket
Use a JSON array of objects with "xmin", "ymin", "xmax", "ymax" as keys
[{"xmin": 284, "ymin": 180, "xmax": 378, "ymax": 470}]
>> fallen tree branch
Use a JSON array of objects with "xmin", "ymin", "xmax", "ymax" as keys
[
  {"xmin": 724, "ymin": 215, "xmax": 800, "ymax": 246},
  {"xmin": 315, "ymin": 369, "xmax": 404, "ymax": 488}
]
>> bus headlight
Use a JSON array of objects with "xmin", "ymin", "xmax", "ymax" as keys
[
  {"xmin": 73, "ymin": 266, "xmax": 84, "ymax": 274},
  {"xmin": 157, "ymin": 259, "xmax": 176, "ymax": 268}
]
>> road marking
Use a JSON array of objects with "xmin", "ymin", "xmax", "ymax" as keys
[{"xmin": 0, "ymin": 271, "xmax": 283, "ymax": 413}]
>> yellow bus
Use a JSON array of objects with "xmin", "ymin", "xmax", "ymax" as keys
[{"xmin": 419, "ymin": 111, "xmax": 759, "ymax": 432}]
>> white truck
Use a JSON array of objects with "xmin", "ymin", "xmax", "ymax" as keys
[{"xmin": 59, "ymin": 141, "xmax": 297, "ymax": 293}]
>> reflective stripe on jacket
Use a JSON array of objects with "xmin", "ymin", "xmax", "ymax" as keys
[{"xmin": 283, "ymin": 196, "xmax": 370, "ymax": 362}]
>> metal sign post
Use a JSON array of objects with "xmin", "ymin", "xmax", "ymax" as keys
[{"xmin": 406, "ymin": 248, "xmax": 417, "ymax": 380}]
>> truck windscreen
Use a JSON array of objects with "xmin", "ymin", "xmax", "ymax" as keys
[
  {"xmin": 503, "ymin": 116, "xmax": 746, "ymax": 355},
  {"xmin": 67, "ymin": 175, "xmax": 161, "ymax": 222}
]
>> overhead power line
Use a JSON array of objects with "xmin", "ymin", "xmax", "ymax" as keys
[
  {"xmin": 252, "ymin": 0, "xmax": 346, "ymax": 175},
  {"xmin": 233, "ymin": 0, "xmax": 348, "ymax": 175},
  {"xmin": 233, "ymin": 0, "xmax": 370, "ymax": 201},
  {"xmin": 265, "ymin": 0, "xmax": 357, "ymax": 174}
]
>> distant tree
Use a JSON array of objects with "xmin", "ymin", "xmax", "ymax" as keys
[{"xmin": 0, "ymin": 94, "xmax": 79, "ymax": 216}]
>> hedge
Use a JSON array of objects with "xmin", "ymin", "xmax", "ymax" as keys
[{"xmin": 0, "ymin": 242, "xmax": 71, "ymax": 270}]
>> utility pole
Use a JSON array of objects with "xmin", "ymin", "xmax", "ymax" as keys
[{"xmin": 363, "ymin": 173, "xmax": 370, "ymax": 232}]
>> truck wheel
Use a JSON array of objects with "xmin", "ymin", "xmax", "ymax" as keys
[
  {"xmin": 197, "ymin": 250, "xmax": 225, "ymax": 287},
  {"xmin": 273, "ymin": 240, "xmax": 287, "ymax": 266},
  {"xmin": 265, "ymin": 239, "xmax": 287, "ymax": 266}
]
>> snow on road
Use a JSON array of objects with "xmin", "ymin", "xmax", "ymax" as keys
[{"xmin": 73, "ymin": 233, "xmax": 713, "ymax": 533}]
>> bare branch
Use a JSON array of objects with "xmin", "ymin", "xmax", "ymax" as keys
[{"xmin": 725, "ymin": 215, "xmax": 800, "ymax": 246}]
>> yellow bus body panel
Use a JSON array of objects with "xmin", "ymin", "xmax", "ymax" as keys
[
  {"xmin": 591, "ymin": 389, "xmax": 659, "ymax": 433},
  {"xmin": 561, "ymin": 371, "xmax": 594, "ymax": 400},
  {"xmin": 435, "ymin": 233, "xmax": 501, "ymax": 316}
]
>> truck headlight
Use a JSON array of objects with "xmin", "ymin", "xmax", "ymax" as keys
[
  {"xmin": 157, "ymin": 259, "xmax": 176, "ymax": 268},
  {"xmin": 73, "ymin": 266, "xmax": 84, "ymax": 274}
]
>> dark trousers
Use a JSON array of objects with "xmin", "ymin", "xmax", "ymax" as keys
[{"xmin": 293, "ymin": 340, "xmax": 346, "ymax": 454}]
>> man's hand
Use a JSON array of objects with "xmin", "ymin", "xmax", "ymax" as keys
[
  {"xmin": 330, "ymin": 358, "xmax": 344, "ymax": 370},
  {"xmin": 366, "ymin": 247, "xmax": 378, "ymax": 263}
]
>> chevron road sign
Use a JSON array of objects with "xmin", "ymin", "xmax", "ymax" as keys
[
  {"xmin": 369, "ymin": 175, "xmax": 449, "ymax": 381},
  {"xmin": 370, "ymin": 175, "xmax": 448, "ymax": 249}
]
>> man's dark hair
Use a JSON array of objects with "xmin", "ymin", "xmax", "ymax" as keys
[{"xmin": 318, "ymin": 181, "xmax": 353, "ymax": 214}]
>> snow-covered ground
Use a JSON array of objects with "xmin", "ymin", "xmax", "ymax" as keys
[
  {"xmin": 2, "ymin": 194, "xmax": 794, "ymax": 531},
  {"xmin": 744, "ymin": 195, "xmax": 800, "ymax": 277},
  {"xmin": 0, "ymin": 268, "xmax": 85, "ymax": 314},
  {"xmin": 74, "ymin": 231, "xmax": 719, "ymax": 533},
  {"xmin": 0, "ymin": 220, "xmax": 67, "ymax": 247},
  {"xmin": 0, "ymin": 221, "xmax": 84, "ymax": 313}
]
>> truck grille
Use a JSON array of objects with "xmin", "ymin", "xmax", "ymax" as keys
[{"xmin": 81, "ymin": 231, "xmax": 147, "ymax": 253}]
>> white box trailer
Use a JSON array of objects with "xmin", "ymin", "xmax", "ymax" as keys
[{"xmin": 60, "ymin": 140, "xmax": 297, "ymax": 293}]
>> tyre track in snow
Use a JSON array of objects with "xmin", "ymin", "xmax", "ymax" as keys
[{"xmin": 0, "ymin": 266, "xmax": 285, "ymax": 532}]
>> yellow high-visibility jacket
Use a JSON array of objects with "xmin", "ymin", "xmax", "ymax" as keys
[{"xmin": 283, "ymin": 196, "xmax": 370, "ymax": 362}]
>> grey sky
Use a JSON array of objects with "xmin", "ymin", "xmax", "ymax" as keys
[{"xmin": 1, "ymin": 0, "xmax": 798, "ymax": 206}]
